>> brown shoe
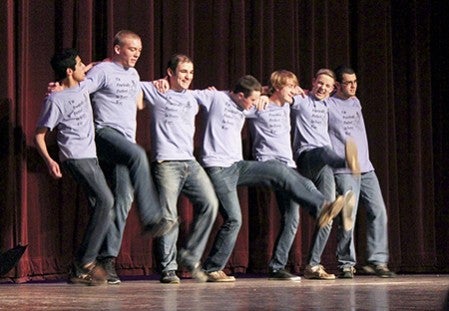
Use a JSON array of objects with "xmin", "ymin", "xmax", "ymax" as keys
[
  {"xmin": 207, "ymin": 270, "xmax": 236, "ymax": 282},
  {"xmin": 68, "ymin": 261, "xmax": 107, "ymax": 286},
  {"xmin": 304, "ymin": 265, "xmax": 336, "ymax": 280},
  {"xmin": 318, "ymin": 196, "xmax": 345, "ymax": 228},
  {"xmin": 345, "ymin": 138, "xmax": 361, "ymax": 174}
]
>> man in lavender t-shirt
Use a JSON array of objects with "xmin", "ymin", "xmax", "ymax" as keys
[
  {"xmin": 328, "ymin": 65, "xmax": 395, "ymax": 278},
  {"xmin": 140, "ymin": 54, "xmax": 218, "ymax": 284},
  {"xmin": 291, "ymin": 68, "xmax": 358, "ymax": 280},
  {"xmin": 35, "ymin": 49, "xmax": 113, "ymax": 285},
  {"xmin": 83, "ymin": 30, "xmax": 174, "ymax": 284}
]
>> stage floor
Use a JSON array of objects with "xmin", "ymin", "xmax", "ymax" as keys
[{"xmin": 1, "ymin": 274, "xmax": 448, "ymax": 310}]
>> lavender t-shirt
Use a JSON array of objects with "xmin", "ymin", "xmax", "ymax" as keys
[
  {"xmin": 36, "ymin": 83, "xmax": 96, "ymax": 162},
  {"xmin": 246, "ymin": 103, "xmax": 296, "ymax": 168},
  {"xmin": 84, "ymin": 62, "xmax": 140, "ymax": 142},
  {"xmin": 140, "ymin": 82, "xmax": 198, "ymax": 162},
  {"xmin": 327, "ymin": 95, "xmax": 374, "ymax": 174},
  {"xmin": 192, "ymin": 90, "xmax": 246, "ymax": 168},
  {"xmin": 291, "ymin": 94, "xmax": 332, "ymax": 160}
]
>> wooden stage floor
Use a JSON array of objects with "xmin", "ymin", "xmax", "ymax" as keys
[{"xmin": 1, "ymin": 274, "xmax": 448, "ymax": 310}]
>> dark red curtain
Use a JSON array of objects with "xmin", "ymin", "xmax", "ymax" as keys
[{"xmin": 1, "ymin": 0, "xmax": 448, "ymax": 282}]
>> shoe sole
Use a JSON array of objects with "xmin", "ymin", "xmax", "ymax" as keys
[
  {"xmin": 107, "ymin": 279, "xmax": 122, "ymax": 285},
  {"xmin": 318, "ymin": 196, "xmax": 345, "ymax": 228},
  {"xmin": 342, "ymin": 191, "xmax": 356, "ymax": 231}
]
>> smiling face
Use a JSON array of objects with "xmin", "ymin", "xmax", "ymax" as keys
[
  {"xmin": 276, "ymin": 79, "xmax": 297, "ymax": 104},
  {"xmin": 168, "ymin": 61, "xmax": 194, "ymax": 91},
  {"xmin": 311, "ymin": 73, "xmax": 335, "ymax": 100}
]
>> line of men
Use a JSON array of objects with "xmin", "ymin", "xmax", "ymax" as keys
[{"xmin": 34, "ymin": 30, "xmax": 394, "ymax": 286}]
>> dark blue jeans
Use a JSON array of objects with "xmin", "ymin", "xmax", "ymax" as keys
[
  {"xmin": 63, "ymin": 158, "xmax": 114, "ymax": 265},
  {"xmin": 297, "ymin": 147, "xmax": 345, "ymax": 266},
  {"xmin": 152, "ymin": 160, "xmax": 218, "ymax": 272},
  {"xmin": 335, "ymin": 171, "xmax": 389, "ymax": 268},
  {"xmin": 203, "ymin": 160, "xmax": 326, "ymax": 273},
  {"xmin": 95, "ymin": 127, "xmax": 163, "ymax": 258},
  {"xmin": 269, "ymin": 190, "xmax": 300, "ymax": 271}
]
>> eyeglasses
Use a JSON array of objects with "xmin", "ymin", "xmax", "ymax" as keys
[{"xmin": 341, "ymin": 80, "xmax": 357, "ymax": 86}]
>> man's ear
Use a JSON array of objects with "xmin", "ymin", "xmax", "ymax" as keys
[
  {"xmin": 66, "ymin": 67, "xmax": 73, "ymax": 77},
  {"xmin": 113, "ymin": 44, "xmax": 121, "ymax": 55},
  {"xmin": 167, "ymin": 68, "xmax": 174, "ymax": 77}
]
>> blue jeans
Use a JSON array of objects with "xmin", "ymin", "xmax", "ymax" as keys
[
  {"xmin": 203, "ymin": 160, "xmax": 326, "ymax": 273},
  {"xmin": 269, "ymin": 190, "xmax": 300, "ymax": 271},
  {"xmin": 297, "ymin": 147, "xmax": 344, "ymax": 266},
  {"xmin": 95, "ymin": 127, "xmax": 163, "ymax": 258},
  {"xmin": 335, "ymin": 171, "xmax": 389, "ymax": 268},
  {"xmin": 98, "ymin": 164, "xmax": 133, "ymax": 258},
  {"xmin": 152, "ymin": 160, "xmax": 218, "ymax": 272},
  {"xmin": 63, "ymin": 158, "xmax": 114, "ymax": 265}
]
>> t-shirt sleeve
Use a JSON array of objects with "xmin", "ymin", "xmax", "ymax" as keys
[{"xmin": 36, "ymin": 97, "xmax": 63, "ymax": 131}]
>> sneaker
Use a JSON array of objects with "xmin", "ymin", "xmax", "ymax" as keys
[
  {"xmin": 362, "ymin": 264, "xmax": 396, "ymax": 278},
  {"xmin": 160, "ymin": 270, "xmax": 180, "ymax": 284},
  {"xmin": 207, "ymin": 270, "xmax": 236, "ymax": 282},
  {"xmin": 345, "ymin": 138, "xmax": 361, "ymax": 175},
  {"xmin": 268, "ymin": 269, "xmax": 301, "ymax": 281},
  {"xmin": 177, "ymin": 249, "xmax": 208, "ymax": 282},
  {"xmin": 341, "ymin": 190, "xmax": 356, "ymax": 231},
  {"xmin": 189, "ymin": 263, "xmax": 208, "ymax": 282},
  {"xmin": 68, "ymin": 261, "xmax": 108, "ymax": 286},
  {"xmin": 318, "ymin": 196, "xmax": 345, "ymax": 228},
  {"xmin": 98, "ymin": 257, "xmax": 121, "ymax": 285},
  {"xmin": 303, "ymin": 265, "xmax": 336, "ymax": 280},
  {"xmin": 143, "ymin": 218, "xmax": 177, "ymax": 238},
  {"xmin": 339, "ymin": 266, "xmax": 356, "ymax": 279}
]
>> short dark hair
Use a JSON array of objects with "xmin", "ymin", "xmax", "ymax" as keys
[
  {"xmin": 233, "ymin": 75, "xmax": 262, "ymax": 98},
  {"xmin": 167, "ymin": 53, "xmax": 193, "ymax": 73},
  {"xmin": 334, "ymin": 65, "xmax": 356, "ymax": 83},
  {"xmin": 50, "ymin": 48, "xmax": 78, "ymax": 81}
]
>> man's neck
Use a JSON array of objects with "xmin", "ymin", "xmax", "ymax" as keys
[
  {"xmin": 269, "ymin": 93, "xmax": 285, "ymax": 106},
  {"xmin": 335, "ymin": 92, "xmax": 352, "ymax": 100},
  {"xmin": 61, "ymin": 77, "xmax": 78, "ymax": 89}
]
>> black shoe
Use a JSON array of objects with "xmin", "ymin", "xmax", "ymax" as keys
[
  {"xmin": 98, "ymin": 257, "xmax": 121, "ymax": 285},
  {"xmin": 143, "ymin": 218, "xmax": 177, "ymax": 237},
  {"xmin": 268, "ymin": 269, "xmax": 301, "ymax": 281},
  {"xmin": 68, "ymin": 261, "xmax": 107, "ymax": 286},
  {"xmin": 160, "ymin": 270, "xmax": 180, "ymax": 284},
  {"xmin": 339, "ymin": 266, "xmax": 355, "ymax": 279},
  {"xmin": 0, "ymin": 244, "xmax": 28, "ymax": 276},
  {"xmin": 362, "ymin": 264, "xmax": 396, "ymax": 278}
]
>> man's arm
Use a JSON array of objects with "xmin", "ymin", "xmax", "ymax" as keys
[
  {"xmin": 136, "ymin": 90, "xmax": 145, "ymax": 110},
  {"xmin": 34, "ymin": 128, "xmax": 62, "ymax": 179}
]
